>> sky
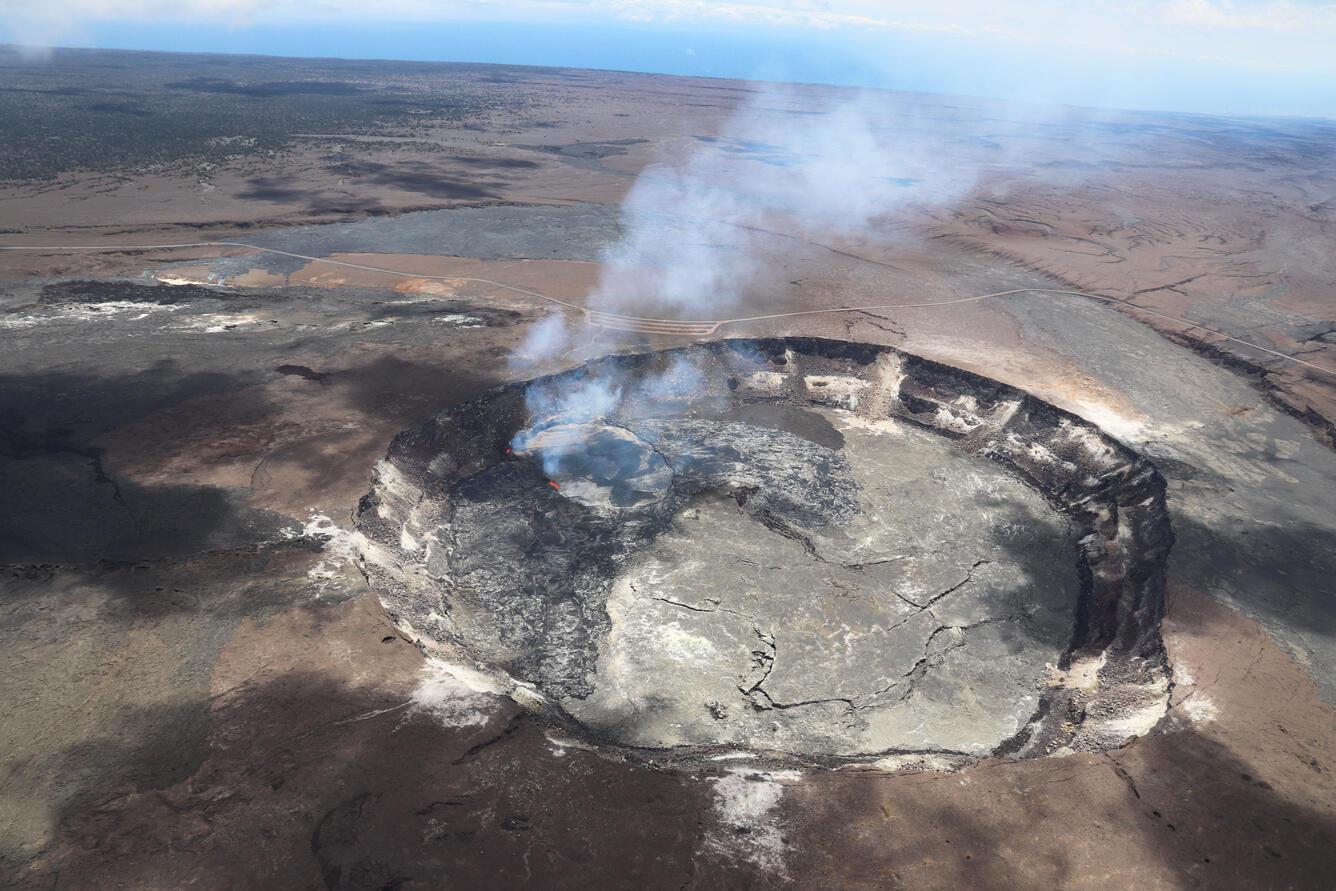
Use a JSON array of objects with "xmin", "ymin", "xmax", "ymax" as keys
[{"xmin": 4, "ymin": 1, "xmax": 1336, "ymax": 117}]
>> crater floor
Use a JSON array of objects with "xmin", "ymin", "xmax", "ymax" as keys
[{"xmin": 567, "ymin": 411, "xmax": 1078, "ymax": 755}]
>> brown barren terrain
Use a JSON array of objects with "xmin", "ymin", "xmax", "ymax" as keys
[{"xmin": 3, "ymin": 47, "xmax": 1336, "ymax": 888}]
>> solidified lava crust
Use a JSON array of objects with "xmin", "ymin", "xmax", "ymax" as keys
[{"xmin": 357, "ymin": 338, "xmax": 1174, "ymax": 765}]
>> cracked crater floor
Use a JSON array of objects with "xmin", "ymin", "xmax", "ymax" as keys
[{"xmin": 564, "ymin": 411, "xmax": 1079, "ymax": 756}]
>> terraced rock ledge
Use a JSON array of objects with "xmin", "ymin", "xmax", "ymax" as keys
[{"xmin": 357, "ymin": 338, "xmax": 1174, "ymax": 767}]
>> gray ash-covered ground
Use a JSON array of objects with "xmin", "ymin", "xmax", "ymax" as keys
[
  {"xmin": 207, "ymin": 203, "xmax": 624, "ymax": 279},
  {"xmin": 358, "ymin": 337, "xmax": 1173, "ymax": 763}
]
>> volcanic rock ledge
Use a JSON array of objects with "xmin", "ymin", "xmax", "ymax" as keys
[{"xmin": 356, "ymin": 338, "xmax": 1174, "ymax": 765}]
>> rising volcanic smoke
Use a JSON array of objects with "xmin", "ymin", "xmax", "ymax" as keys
[{"xmin": 512, "ymin": 84, "xmax": 978, "ymax": 472}]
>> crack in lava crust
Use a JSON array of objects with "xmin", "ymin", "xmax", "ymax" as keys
[{"xmin": 356, "ymin": 338, "xmax": 1174, "ymax": 767}]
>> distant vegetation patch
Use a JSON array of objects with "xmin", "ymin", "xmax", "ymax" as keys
[
  {"xmin": 165, "ymin": 77, "xmax": 366, "ymax": 97},
  {"xmin": 0, "ymin": 46, "xmax": 538, "ymax": 181}
]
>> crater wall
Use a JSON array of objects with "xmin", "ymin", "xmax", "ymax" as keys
[{"xmin": 356, "ymin": 338, "xmax": 1174, "ymax": 764}]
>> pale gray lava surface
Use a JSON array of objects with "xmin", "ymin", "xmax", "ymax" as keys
[
  {"xmin": 358, "ymin": 338, "xmax": 1173, "ymax": 762},
  {"xmin": 566, "ymin": 414, "xmax": 1078, "ymax": 756}
]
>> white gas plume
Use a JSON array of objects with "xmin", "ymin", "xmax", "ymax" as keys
[
  {"xmin": 512, "ymin": 352, "xmax": 703, "ymax": 481},
  {"xmin": 587, "ymin": 84, "xmax": 974, "ymax": 320},
  {"xmin": 508, "ymin": 83, "xmax": 976, "ymax": 445}
]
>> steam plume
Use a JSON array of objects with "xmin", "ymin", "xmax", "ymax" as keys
[
  {"xmin": 513, "ymin": 83, "xmax": 978, "ymax": 476},
  {"xmin": 587, "ymin": 84, "xmax": 974, "ymax": 319}
]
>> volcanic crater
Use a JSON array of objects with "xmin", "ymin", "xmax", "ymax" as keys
[{"xmin": 357, "ymin": 338, "xmax": 1174, "ymax": 765}]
